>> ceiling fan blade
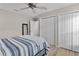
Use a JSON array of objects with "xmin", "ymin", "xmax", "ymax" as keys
[
  {"xmin": 20, "ymin": 7, "xmax": 29, "ymax": 10},
  {"xmin": 37, "ymin": 6, "xmax": 47, "ymax": 10},
  {"xmin": 14, "ymin": 7, "xmax": 29, "ymax": 12}
]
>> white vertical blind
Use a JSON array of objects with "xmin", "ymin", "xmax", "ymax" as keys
[
  {"xmin": 73, "ymin": 12, "xmax": 79, "ymax": 52},
  {"xmin": 40, "ymin": 16, "xmax": 57, "ymax": 46},
  {"xmin": 58, "ymin": 12, "xmax": 79, "ymax": 52},
  {"xmin": 58, "ymin": 14, "xmax": 73, "ymax": 50}
]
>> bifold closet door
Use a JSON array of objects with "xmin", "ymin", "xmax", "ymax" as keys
[
  {"xmin": 58, "ymin": 14, "xmax": 73, "ymax": 50},
  {"xmin": 40, "ymin": 17, "xmax": 57, "ymax": 46},
  {"xmin": 73, "ymin": 12, "xmax": 79, "ymax": 52}
]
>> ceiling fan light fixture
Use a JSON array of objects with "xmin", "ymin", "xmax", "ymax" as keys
[{"xmin": 14, "ymin": 3, "xmax": 47, "ymax": 13}]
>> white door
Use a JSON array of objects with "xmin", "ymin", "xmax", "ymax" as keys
[
  {"xmin": 30, "ymin": 20, "xmax": 40, "ymax": 36},
  {"xmin": 58, "ymin": 14, "xmax": 73, "ymax": 50},
  {"xmin": 40, "ymin": 16, "xmax": 57, "ymax": 46},
  {"xmin": 73, "ymin": 12, "xmax": 79, "ymax": 52}
]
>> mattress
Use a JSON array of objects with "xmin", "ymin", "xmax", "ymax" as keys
[{"xmin": 0, "ymin": 35, "xmax": 49, "ymax": 56}]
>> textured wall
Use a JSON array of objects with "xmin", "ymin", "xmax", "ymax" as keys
[{"xmin": 0, "ymin": 9, "xmax": 30, "ymax": 37}]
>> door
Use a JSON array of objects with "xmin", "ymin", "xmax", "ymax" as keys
[{"xmin": 30, "ymin": 19, "xmax": 40, "ymax": 36}]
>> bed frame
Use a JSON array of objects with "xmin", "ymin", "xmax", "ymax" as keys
[{"xmin": 35, "ymin": 48, "xmax": 47, "ymax": 56}]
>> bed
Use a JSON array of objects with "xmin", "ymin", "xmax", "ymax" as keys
[{"xmin": 0, "ymin": 35, "xmax": 49, "ymax": 56}]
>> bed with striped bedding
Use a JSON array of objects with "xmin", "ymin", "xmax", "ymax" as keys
[{"xmin": 0, "ymin": 35, "xmax": 48, "ymax": 56}]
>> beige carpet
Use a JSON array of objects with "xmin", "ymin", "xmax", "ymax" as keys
[{"xmin": 47, "ymin": 47, "xmax": 79, "ymax": 56}]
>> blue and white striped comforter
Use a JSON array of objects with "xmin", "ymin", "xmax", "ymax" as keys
[{"xmin": 0, "ymin": 35, "xmax": 48, "ymax": 56}]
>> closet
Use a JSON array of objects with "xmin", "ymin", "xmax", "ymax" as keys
[
  {"xmin": 58, "ymin": 12, "xmax": 79, "ymax": 52},
  {"xmin": 40, "ymin": 16, "xmax": 58, "ymax": 46}
]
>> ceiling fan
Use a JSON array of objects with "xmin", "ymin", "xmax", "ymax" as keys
[{"xmin": 14, "ymin": 3, "xmax": 47, "ymax": 13}]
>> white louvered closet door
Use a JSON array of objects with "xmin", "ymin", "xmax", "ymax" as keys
[
  {"xmin": 58, "ymin": 14, "xmax": 73, "ymax": 50},
  {"xmin": 73, "ymin": 12, "xmax": 79, "ymax": 52},
  {"xmin": 40, "ymin": 16, "xmax": 57, "ymax": 46}
]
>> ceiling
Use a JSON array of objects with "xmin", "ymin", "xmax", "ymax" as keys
[{"xmin": 0, "ymin": 3, "xmax": 75, "ymax": 17}]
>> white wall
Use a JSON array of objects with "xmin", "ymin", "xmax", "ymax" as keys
[{"xmin": 0, "ymin": 9, "xmax": 30, "ymax": 37}]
